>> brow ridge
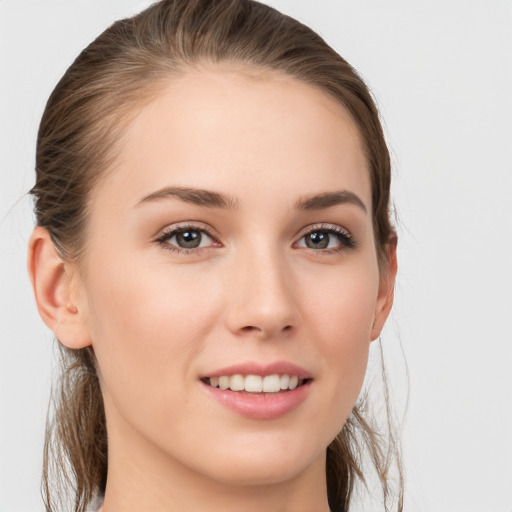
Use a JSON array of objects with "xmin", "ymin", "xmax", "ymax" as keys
[
  {"xmin": 138, "ymin": 186, "xmax": 366, "ymax": 213},
  {"xmin": 295, "ymin": 190, "xmax": 367, "ymax": 213},
  {"xmin": 137, "ymin": 186, "xmax": 239, "ymax": 210}
]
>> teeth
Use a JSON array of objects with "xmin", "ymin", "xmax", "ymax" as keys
[
  {"xmin": 207, "ymin": 374, "xmax": 305, "ymax": 393},
  {"xmin": 244, "ymin": 375, "xmax": 263, "ymax": 392},
  {"xmin": 219, "ymin": 376, "xmax": 230, "ymax": 390},
  {"xmin": 263, "ymin": 375, "xmax": 281, "ymax": 393},
  {"xmin": 229, "ymin": 374, "xmax": 244, "ymax": 391}
]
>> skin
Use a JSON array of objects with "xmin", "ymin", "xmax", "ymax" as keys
[{"xmin": 28, "ymin": 66, "xmax": 396, "ymax": 512}]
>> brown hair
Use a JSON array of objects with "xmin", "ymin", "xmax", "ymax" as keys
[{"xmin": 32, "ymin": 1, "xmax": 403, "ymax": 511}]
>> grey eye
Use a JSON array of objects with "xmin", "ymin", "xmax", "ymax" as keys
[
  {"xmin": 160, "ymin": 228, "xmax": 215, "ymax": 250},
  {"xmin": 295, "ymin": 225, "xmax": 354, "ymax": 252},
  {"xmin": 174, "ymin": 229, "xmax": 203, "ymax": 248},
  {"xmin": 304, "ymin": 231, "xmax": 330, "ymax": 249}
]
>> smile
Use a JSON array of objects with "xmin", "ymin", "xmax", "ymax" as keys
[
  {"xmin": 203, "ymin": 374, "xmax": 307, "ymax": 393},
  {"xmin": 200, "ymin": 363, "xmax": 313, "ymax": 420}
]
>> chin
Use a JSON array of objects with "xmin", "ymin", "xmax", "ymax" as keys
[{"xmin": 192, "ymin": 434, "xmax": 326, "ymax": 487}]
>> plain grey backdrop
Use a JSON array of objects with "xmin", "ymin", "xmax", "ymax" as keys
[{"xmin": 1, "ymin": 1, "xmax": 511, "ymax": 511}]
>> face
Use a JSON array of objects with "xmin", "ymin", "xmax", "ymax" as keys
[{"xmin": 72, "ymin": 66, "xmax": 393, "ymax": 488}]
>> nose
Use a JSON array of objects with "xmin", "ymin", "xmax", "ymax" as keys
[{"xmin": 224, "ymin": 247, "xmax": 300, "ymax": 339}]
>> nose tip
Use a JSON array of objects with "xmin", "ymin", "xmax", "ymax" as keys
[
  {"xmin": 228, "ymin": 307, "xmax": 297, "ymax": 340},
  {"xmin": 224, "ymin": 255, "xmax": 299, "ymax": 339}
]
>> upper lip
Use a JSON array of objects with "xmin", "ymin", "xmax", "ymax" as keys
[{"xmin": 201, "ymin": 361, "xmax": 312, "ymax": 380}]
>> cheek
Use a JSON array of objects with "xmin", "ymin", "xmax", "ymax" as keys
[
  {"xmin": 303, "ymin": 256, "xmax": 378, "ymax": 338},
  {"xmin": 88, "ymin": 254, "xmax": 220, "ymax": 339},
  {"xmin": 83, "ymin": 256, "xmax": 223, "ymax": 413},
  {"xmin": 301, "ymin": 260, "xmax": 379, "ymax": 406}
]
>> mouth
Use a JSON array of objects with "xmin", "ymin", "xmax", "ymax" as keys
[
  {"xmin": 199, "ymin": 363, "xmax": 313, "ymax": 419},
  {"xmin": 201, "ymin": 374, "xmax": 311, "ymax": 394}
]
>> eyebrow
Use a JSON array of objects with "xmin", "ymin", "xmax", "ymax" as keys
[
  {"xmin": 295, "ymin": 190, "xmax": 367, "ymax": 213},
  {"xmin": 137, "ymin": 186, "xmax": 240, "ymax": 210},
  {"xmin": 137, "ymin": 186, "xmax": 367, "ymax": 213}
]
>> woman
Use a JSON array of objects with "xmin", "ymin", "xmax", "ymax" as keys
[{"xmin": 27, "ymin": 0, "xmax": 402, "ymax": 511}]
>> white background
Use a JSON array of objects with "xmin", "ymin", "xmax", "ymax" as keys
[{"xmin": 1, "ymin": 1, "xmax": 511, "ymax": 511}]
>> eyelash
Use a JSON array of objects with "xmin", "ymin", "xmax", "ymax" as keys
[
  {"xmin": 294, "ymin": 223, "xmax": 356, "ymax": 254},
  {"xmin": 155, "ymin": 223, "xmax": 356, "ymax": 255},
  {"xmin": 155, "ymin": 223, "xmax": 220, "ymax": 255}
]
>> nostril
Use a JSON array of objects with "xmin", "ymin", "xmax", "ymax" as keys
[{"xmin": 238, "ymin": 324, "xmax": 292, "ymax": 336}]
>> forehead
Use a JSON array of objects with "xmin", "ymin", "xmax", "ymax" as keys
[{"xmin": 93, "ymin": 65, "xmax": 371, "ymax": 213}]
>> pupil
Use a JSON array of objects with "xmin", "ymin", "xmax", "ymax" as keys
[
  {"xmin": 176, "ymin": 230, "xmax": 201, "ymax": 248},
  {"xmin": 306, "ymin": 231, "xmax": 329, "ymax": 249}
]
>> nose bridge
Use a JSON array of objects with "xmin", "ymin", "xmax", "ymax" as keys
[{"xmin": 225, "ymin": 239, "xmax": 298, "ymax": 338}]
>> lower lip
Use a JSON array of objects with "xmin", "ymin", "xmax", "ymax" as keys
[{"xmin": 201, "ymin": 381, "xmax": 312, "ymax": 420}]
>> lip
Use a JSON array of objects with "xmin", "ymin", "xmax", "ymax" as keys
[
  {"xmin": 200, "ymin": 361, "xmax": 313, "ymax": 420},
  {"xmin": 202, "ymin": 361, "xmax": 312, "ymax": 380}
]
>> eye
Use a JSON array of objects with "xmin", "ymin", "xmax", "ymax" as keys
[
  {"xmin": 295, "ymin": 224, "xmax": 355, "ymax": 253},
  {"xmin": 155, "ymin": 224, "xmax": 219, "ymax": 253}
]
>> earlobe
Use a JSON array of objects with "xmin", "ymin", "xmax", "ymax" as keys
[
  {"xmin": 27, "ymin": 226, "xmax": 91, "ymax": 349},
  {"xmin": 370, "ymin": 239, "xmax": 398, "ymax": 341}
]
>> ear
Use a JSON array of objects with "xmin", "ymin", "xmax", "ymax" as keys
[
  {"xmin": 370, "ymin": 237, "xmax": 398, "ymax": 341},
  {"xmin": 27, "ymin": 226, "xmax": 91, "ymax": 349}
]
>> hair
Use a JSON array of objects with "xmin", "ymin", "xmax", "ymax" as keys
[{"xmin": 31, "ymin": 1, "xmax": 403, "ymax": 511}]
